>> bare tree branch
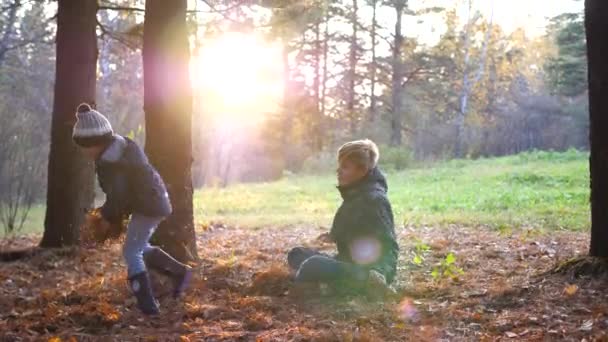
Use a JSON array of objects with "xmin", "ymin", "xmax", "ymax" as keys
[
  {"xmin": 98, "ymin": 5, "xmax": 145, "ymax": 12},
  {"xmin": 96, "ymin": 19, "xmax": 139, "ymax": 50}
]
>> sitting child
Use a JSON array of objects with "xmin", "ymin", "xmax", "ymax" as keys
[
  {"xmin": 72, "ymin": 103, "xmax": 192, "ymax": 315},
  {"xmin": 287, "ymin": 139, "xmax": 399, "ymax": 295}
]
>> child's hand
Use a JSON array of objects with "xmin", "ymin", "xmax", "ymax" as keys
[{"xmin": 81, "ymin": 209, "xmax": 126, "ymax": 245}]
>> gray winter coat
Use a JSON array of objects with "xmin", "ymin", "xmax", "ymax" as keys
[{"xmin": 96, "ymin": 135, "xmax": 172, "ymax": 223}]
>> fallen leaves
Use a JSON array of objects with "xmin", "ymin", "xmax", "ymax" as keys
[
  {"xmin": 0, "ymin": 225, "xmax": 604, "ymax": 341},
  {"xmin": 563, "ymin": 283, "xmax": 579, "ymax": 296},
  {"xmin": 80, "ymin": 208, "xmax": 127, "ymax": 246}
]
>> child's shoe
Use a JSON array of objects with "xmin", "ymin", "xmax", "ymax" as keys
[
  {"xmin": 366, "ymin": 269, "xmax": 397, "ymax": 300},
  {"xmin": 128, "ymin": 271, "xmax": 160, "ymax": 315},
  {"xmin": 173, "ymin": 267, "xmax": 193, "ymax": 298},
  {"xmin": 144, "ymin": 247, "xmax": 193, "ymax": 298}
]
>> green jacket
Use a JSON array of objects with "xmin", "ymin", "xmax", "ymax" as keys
[{"xmin": 330, "ymin": 167, "xmax": 399, "ymax": 283}]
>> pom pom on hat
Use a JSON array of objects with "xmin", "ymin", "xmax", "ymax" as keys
[{"xmin": 77, "ymin": 103, "xmax": 92, "ymax": 114}]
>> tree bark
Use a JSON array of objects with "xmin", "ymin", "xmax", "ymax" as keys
[
  {"xmin": 390, "ymin": 1, "xmax": 405, "ymax": 146},
  {"xmin": 586, "ymin": 0, "xmax": 608, "ymax": 257},
  {"xmin": 40, "ymin": 0, "xmax": 98, "ymax": 248},
  {"xmin": 143, "ymin": 0, "xmax": 198, "ymax": 263}
]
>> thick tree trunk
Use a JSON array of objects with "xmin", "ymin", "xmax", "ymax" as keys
[
  {"xmin": 40, "ymin": 0, "xmax": 97, "ymax": 248},
  {"xmin": 347, "ymin": 0, "xmax": 359, "ymax": 135},
  {"xmin": 586, "ymin": 0, "xmax": 608, "ymax": 257},
  {"xmin": 143, "ymin": 0, "xmax": 198, "ymax": 263},
  {"xmin": 390, "ymin": 3, "xmax": 404, "ymax": 146}
]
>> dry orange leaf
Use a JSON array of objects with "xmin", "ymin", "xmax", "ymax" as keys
[{"xmin": 563, "ymin": 284, "xmax": 579, "ymax": 296}]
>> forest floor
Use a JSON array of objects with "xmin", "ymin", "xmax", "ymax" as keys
[{"xmin": 1, "ymin": 224, "xmax": 607, "ymax": 341}]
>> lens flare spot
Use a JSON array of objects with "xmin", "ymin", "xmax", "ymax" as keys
[
  {"xmin": 349, "ymin": 237, "xmax": 382, "ymax": 265},
  {"xmin": 396, "ymin": 297, "xmax": 418, "ymax": 322}
]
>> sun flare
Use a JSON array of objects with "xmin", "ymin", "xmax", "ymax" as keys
[{"xmin": 190, "ymin": 32, "xmax": 283, "ymax": 119}]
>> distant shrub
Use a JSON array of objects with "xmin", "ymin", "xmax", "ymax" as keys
[
  {"xmin": 378, "ymin": 145, "xmax": 414, "ymax": 171},
  {"xmin": 301, "ymin": 150, "xmax": 336, "ymax": 174}
]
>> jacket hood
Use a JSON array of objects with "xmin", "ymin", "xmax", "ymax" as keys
[
  {"xmin": 99, "ymin": 135, "xmax": 127, "ymax": 163},
  {"xmin": 97, "ymin": 135, "xmax": 148, "ymax": 167},
  {"xmin": 338, "ymin": 167, "xmax": 388, "ymax": 200}
]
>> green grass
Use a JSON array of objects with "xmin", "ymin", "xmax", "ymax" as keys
[
  {"xmin": 7, "ymin": 149, "xmax": 591, "ymax": 237},
  {"xmin": 195, "ymin": 149, "xmax": 590, "ymax": 231}
]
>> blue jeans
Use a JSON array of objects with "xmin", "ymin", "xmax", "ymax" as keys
[
  {"xmin": 287, "ymin": 247, "xmax": 368, "ymax": 283},
  {"xmin": 123, "ymin": 214, "xmax": 164, "ymax": 277}
]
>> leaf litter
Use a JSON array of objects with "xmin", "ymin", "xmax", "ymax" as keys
[{"xmin": 0, "ymin": 224, "xmax": 607, "ymax": 341}]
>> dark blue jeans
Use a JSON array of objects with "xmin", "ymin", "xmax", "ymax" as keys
[{"xmin": 287, "ymin": 247, "xmax": 368, "ymax": 283}]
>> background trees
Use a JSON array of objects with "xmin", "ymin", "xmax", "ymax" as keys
[{"xmin": 0, "ymin": 0, "xmax": 591, "ymax": 236}]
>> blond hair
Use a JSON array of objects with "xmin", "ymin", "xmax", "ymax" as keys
[{"xmin": 337, "ymin": 139, "xmax": 379, "ymax": 170}]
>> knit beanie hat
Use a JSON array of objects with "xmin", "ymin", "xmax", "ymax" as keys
[{"xmin": 72, "ymin": 103, "xmax": 114, "ymax": 147}]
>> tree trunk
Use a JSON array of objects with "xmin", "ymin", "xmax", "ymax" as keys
[
  {"xmin": 320, "ymin": 2, "xmax": 330, "ymax": 146},
  {"xmin": 454, "ymin": 0, "xmax": 473, "ymax": 158},
  {"xmin": 143, "ymin": 0, "xmax": 198, "ymax": 263},
  {"xmin": 390, "ymin": 2, "xmax": 404, "ymax": 146},
  {"xmin": 369, "ymin": 0, "xmax": 377, "ymax": 123},
  {"xmin": 455, "ymin": 0, "xmax": 493, "ymax": 158},
  {"xmin": 346, "ymin": 0, "xmax": 359, "ymax": 136},
  {"xmin": 313, "ymin": 20, "xmax": 323, "ymax": 151},
  {"xmin": 281, "ymin": 43, "xmax": 291, "ymax": 140},
  {"xmin": 586, "ymin": 0, "xmax": 608, "ymax": 257},
  {"xmin": 0, "ymin": 0, "xmax": 20, "ymax": 69},
  {"xmin": 40, "ymin": 0, "xmax": 97, "ymax": 248},
  {"xmin": 281, "ymin": 41, "xmax": 294, "ymax": 167}
]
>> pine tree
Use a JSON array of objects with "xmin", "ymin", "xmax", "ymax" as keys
[
  {"xmin": 40, "ymin": 0, "xmax": 98, "ymax": 248},
  {"xmin": 546, "ymin": 12, "xmax": 587, "ymax": 97},
  {"xmin": 143, "ymin": 0, "xmax": 198, "ymax": 262},
  {"xmin": 585, "ymin": 0, "xmax": 608, "ymax": 257}
]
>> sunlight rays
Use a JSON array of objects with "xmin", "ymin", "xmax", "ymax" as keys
[{"xmin": 190, "ymin": 32, "xmax": 283, "ymax": 121}]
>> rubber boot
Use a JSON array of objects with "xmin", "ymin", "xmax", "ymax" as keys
[
  {"xmin": 128, "ymin": 271, "xmax": 160, "ymax": 315},
  {"xmin": 144, "ymin": 247, "xmax": 193, "ymax": 298}
]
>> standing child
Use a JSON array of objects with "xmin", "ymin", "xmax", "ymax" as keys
[
  {"xmin": 287, "ymin": 139, "xmax": 399, "ymax": 296},
  {"xmin": 72, "ymin": 103, "xmax": 192, "ymax": 315}
]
